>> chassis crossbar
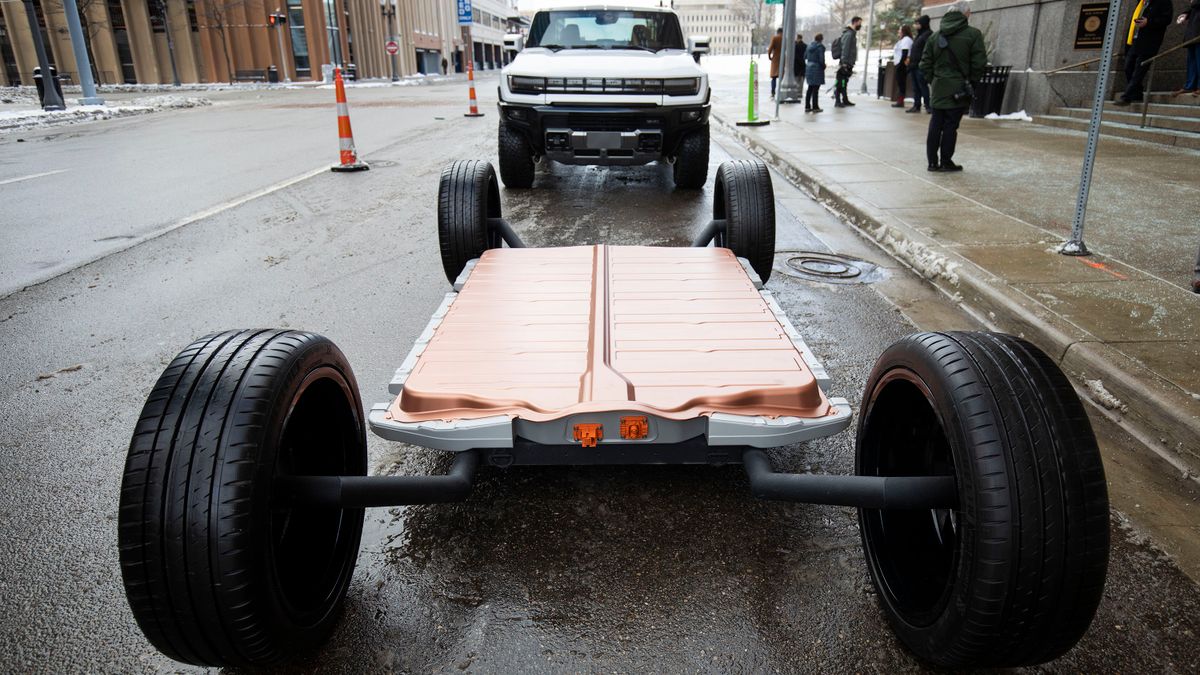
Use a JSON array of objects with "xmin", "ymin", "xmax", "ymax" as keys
[
  {"xmin": 276, "ymin": 448, "xmax": 958, "ymax": 511},
  {"xmin": 743, "ymin": 450, "xmax": 959, "ymax": 510},
  {"xmin": 277, "ymin": 451, "xmax": 480, "ymax": 508}
]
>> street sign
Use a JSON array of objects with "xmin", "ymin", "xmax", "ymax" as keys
[
  {"xmin": 385, "ymin": 40, "xmax": 399, "ymax": 55},
  {"xmin": 457, "ymin": 0, "xmax": 473, "ymax": 26},
  {"xmin": 765, "ymin": 0, "xmax": 784, "ymax": 4}
]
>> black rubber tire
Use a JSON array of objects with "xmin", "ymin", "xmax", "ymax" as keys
[
  {"xmin": 856, "ymin": 331, "xmax": 1110, "ymax": 668},
  {"xmin": 713, "ymin": 159, "xmax": 775, "ymax": 283},
  {"xmin": 497, "ymin": 123, "xmax": 535, "ymax": 188},
  {"xmin": 118, "ymin": 330, "xmax": 367, "ymax": 667},
  {"xmin": 438, "ymin": 159, "xmax": 502, "ymax": 284},
  {"xmin": 672, "ymin": 125, "xmax": 710, "ymax": 189}
]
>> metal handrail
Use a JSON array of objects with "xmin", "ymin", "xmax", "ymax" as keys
[
  {"xmin": 1042, "ymin": 56, "xmax": 1103, "ymax": 75},
  {"xmin": 1139, "ymin": 35, "xmax": 1200, "ymax": 128}
]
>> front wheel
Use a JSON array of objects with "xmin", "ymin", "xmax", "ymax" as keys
[
  {"xmin": 672, "ymin": 125, "xmax": 710, "ymax": 189},
  {"xmin": 118, "ymin": 330, "xmax": 367, "ymax": 667},
  {"xmin": 857, "ymin": 331, "xmax": 1110, "ymax": 668},
  {"xmin": 713, "ymin": 159, "xmax": 775, "ymax": 283},
  {"xmin": 497, "ymin": 123, "xmax": 535, "ymax": 188}
]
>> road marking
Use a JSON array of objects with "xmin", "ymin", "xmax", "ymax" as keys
[
  {"xmin": 0, "ymin": 164, "xmax": 328, "ymax": 302},
  {"xmin": 0, "ymin": 169, "xmax": 68, "ymax": 186}
]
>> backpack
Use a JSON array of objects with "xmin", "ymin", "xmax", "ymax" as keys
[{"xmin": 830, "ymin": 35, "xmax": 843, "ymax": 60}]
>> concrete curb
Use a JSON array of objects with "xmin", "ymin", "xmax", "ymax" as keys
[{"xmin": 713, "ymin": 110, "xmax": 1200, "ymax": 484}]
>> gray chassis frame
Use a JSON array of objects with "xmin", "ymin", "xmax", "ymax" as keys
[{"xmin": 277, "ymin": 217, "xmax": 959, "ymax": 513}]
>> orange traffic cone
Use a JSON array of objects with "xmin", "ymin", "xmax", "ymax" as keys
[
  {"xmin": 331, "ymin": 67, "xmax": 369, "ymax": 172},
  {"xmin": 464, "ymin": 59, "xmax": 484, "ymax": 118}
]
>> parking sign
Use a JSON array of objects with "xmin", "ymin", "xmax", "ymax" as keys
[{"xmin": 457, "ymin": 0, "xmax": 472, "ymax": 26}]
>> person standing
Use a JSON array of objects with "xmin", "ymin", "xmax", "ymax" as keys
[
  {"xmin": 892, "ymin": 26, "xmax": 914, "ymax": 107},
  {"xmin": 834, "ymin": 17, "xmax": 863, "ymax": 107},
  {"xmin": 806, "ymin": 34, "xmax": 827, "ymax": 113},
  {"xmin": 768, "ymin": 27, "xmax": 784, "ymax": 98},
  {"xmin": 921, "ymin": 2, "xmax": 986, "ymax": 172},
  {"xmin": 908, "ymin": 16, "xmax": 934, "ymax": 112},
  {"xmin": 1115, "ymin": 0, "xmax": 1175, "ymax": 105},
  {"xmin": 795, "ymin": 33, "xmax": 808, "ymax": 87},
  {"xmin": 1176, "ymin": 0, "xmax": 1200, "ymax": 95}
]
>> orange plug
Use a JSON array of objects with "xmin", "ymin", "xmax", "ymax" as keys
[
  {"xmin": 573, "ymin": 423, "xmax": 603, "ymax": 447},
  {"xmin": 619, "ymin": 415, "xmax": 649, "ymax": 440}
]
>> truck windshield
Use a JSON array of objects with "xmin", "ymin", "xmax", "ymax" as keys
[{"xmin": 527, "ymin": 9, "xmax": 685, "ymax": 51}]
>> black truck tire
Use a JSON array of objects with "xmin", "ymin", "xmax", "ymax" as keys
[
  {"xmin": 856, "ymin": 331, "xmax": 1110, "ymax": 668},
  {"xmin": 713, "ymin": 159, "xmax": 775, "ymax": 283},
  {"xmin": 438, "ymin": 159, "xmax": 502, "ymax": 284},
  {"xmin": 672, "ymin": 125, "xmax": 710, "ymax": 189},
  {"xmin": 118, "ymin": 330, "xmax": 367, "ymax": 667},
  {"xmin": 498, "ymin": 123, "xmax": 535, "ymax": 188}
]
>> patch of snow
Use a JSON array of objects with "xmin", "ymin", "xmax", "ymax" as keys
[
  {"xmin": 0, "ymin": 95, "xmax": 210, "ymax": 132},
  {"xmin": 984, "ymin": 110, "xmax": 1033, "ymax": 122},
  {"xmin": 1085, "ymin": 378, "xmax": 1128, "ymax": 413}
]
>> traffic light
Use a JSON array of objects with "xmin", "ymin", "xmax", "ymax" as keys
[{"xmin": 269, "ymin": 12, "xmax": 287, "ymax": 26}]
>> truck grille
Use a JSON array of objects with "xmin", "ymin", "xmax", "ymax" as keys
[{"xmin": 508, "ymin": 76, "xmax": 700, "ymax": 96}]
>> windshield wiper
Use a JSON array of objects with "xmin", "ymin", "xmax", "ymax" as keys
[
  {"xmin": 537, "ymin": 44, "xmax": 566, "ymax": 51},
  {"xmin": 614, "ymin": 45, "xmax": 659, "ymax": 53}
]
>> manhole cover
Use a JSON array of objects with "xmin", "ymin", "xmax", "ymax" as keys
[{"xmin": 775, "ymin": 250, "xmax": 883, "ymax": 284}]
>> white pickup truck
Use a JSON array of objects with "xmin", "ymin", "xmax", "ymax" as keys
[{"xmin": 496, "ymin": 4, "xmax": 711, "ymax": 189}]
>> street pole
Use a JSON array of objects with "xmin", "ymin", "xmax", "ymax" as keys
[
  {"xmin": 775, "ymin": 0, "xmax": 800, "ymax": 113},
  {"xmin": 22, "ymin": 0, "xmax": 65, "ymax": 111},
  {"xmin": 860, "ymin": 0, "xmax": 876, "ymax": 94},
  {"xmin": 1060, "ymin": 0, "xmax": 1122, "ymax": 256},
  {"xmin": 383, "ymin": 0, "xmax": 398, "ymax": 82},
  {"xmin": 274, "ymin": 12, "xmax": 291, "ymax": 83},
  {"xmin": 158, "ymin": 0, "xmax": 181, "ymax": 86},
  {"xmin": 60, "ymin": 0, "xmax": 103, "ymax": 104}
]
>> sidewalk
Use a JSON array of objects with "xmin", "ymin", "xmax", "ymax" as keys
[{"xmin": 707, "ymin": 63, "xmax": 1199, "ymax": 485}]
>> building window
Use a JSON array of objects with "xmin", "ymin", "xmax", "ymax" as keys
[{"xmin": 287, "ymin": 0, "xmax": 311, "ymax": 77}]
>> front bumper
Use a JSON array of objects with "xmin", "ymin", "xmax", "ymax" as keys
[{"xmin": 497, "ymin": 101, "xmax": 710, "ymax": 165}]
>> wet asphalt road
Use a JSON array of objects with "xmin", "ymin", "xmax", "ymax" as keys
[{"xmin": 1, "ymin": 82, "xmax": 1199, "ymax": 673}]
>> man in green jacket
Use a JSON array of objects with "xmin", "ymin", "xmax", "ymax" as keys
[{"xmin": 920, "ymin": 2, "xmax": 987, "ymax": 171}]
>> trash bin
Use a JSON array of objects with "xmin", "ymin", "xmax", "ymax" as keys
[
  {"xmin": 268, "ymin": 65, "xmax": 279, "ymax": 83},
  {"xmin": 969, "ymin": 65, "xmax": 1012, "ymax": 118},
  {"xmin": 33, "ymin": 66, "xmax": 65, "ymax": 106}
]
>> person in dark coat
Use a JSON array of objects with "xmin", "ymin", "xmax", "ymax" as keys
[
  {"xmin": 805, "ymin": 34, "xmax": 826, "ymax": 113},
  {"xmin": 794, "ymin": 34, "xmax": 808, "ymax": 83},
  {"xmin": 908, "ymin": 16, "xmax": 933, "ymax": 112},
  {"xmin": 1177, "ymin": 0, "xmax": 1200, "ymax": 94},
  {"xmin": 1115, "ymin": 0, "xmax": 1175, "ymax": 105},
  {"xmin": 834, "ymin": 17, "xmax": 862, "ymax": 107},
  {"xmin": 920, "ymin": 2, "xmax": 986, "ymax": 172}
]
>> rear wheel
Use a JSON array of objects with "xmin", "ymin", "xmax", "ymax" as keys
[
  {"xmin": 438, "ymin": 159, "xmax": 503, "ymax": 284},
  {"xmin": 713, "ymin": 159, "xmax": 775, "ymax": 283},
  {"xmin": 672, "ymin": 125, "xmax": 710, "ymax": 189},
  {"xmin": 498, "ymin": 123, "xmax": 535, "ymax": 188},
  {"xmin": 118, "ymin": 330, "xmax": 367, "ymax": 667},
  {"xmin": 857, "ymin": 331, "xmax": 1110, "ymax": 668}
]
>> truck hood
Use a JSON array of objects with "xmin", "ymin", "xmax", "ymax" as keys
[{"xmin": 506, "ymin": 49, "xmax": 703, "ymax": 79}]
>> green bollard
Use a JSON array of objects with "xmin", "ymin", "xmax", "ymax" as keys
[{"xmin": 737, "ymin": 59, "xmax": 770, "ymax": 127}]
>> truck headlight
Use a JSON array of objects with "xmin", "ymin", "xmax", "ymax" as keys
[
  {"xmin": 508, "ymin": 75, "xmax": 544, "ymax": 94},
  {"xmin": 662, "ymin": 78, "xmax": 700, "ymax": 96}
]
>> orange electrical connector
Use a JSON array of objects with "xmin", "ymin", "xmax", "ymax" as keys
[
  {"xmin": 619, "ymin": 415, "xmax": 649, "ymax": 440},
  {"xmin": 573, "ymin": 423, "xmax": 603, "ymax": 447}
]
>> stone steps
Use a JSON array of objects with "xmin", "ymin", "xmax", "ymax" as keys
[
  {"xmin": 1033, "ymin": 114, "xmax": 1200, "ymax": 149},
  {"xmin": 1050, "ymin": 106, "xmax": 1200, "ymax": 133}
]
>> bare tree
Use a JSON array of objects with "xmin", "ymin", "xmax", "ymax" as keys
[
  {"xmin": 198, "ymin": 0, "xmax": 245, "ymax": 81},
  {"xmin": 729, "ymin": 0, "xmax": 776, "ymax": 54}
]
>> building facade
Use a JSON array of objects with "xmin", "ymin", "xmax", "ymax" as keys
[
  {"xmin": 0, "ymin": 0, "xmax": 515, "ymax": 86},
  {"xmin": 674, "ymin": 0, "xmax": 752, "ymax": 56}
]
